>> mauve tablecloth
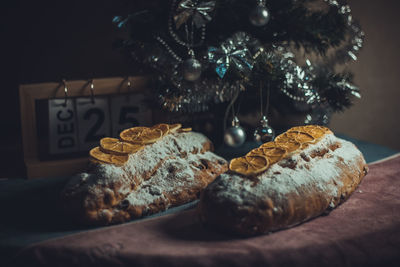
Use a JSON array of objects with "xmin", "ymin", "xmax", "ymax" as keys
[{"xmin": 13, "ymin": 154, "xmax": 400, "ymax": 267}]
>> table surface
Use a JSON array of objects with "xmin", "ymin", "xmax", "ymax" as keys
[{"xmin": 0, "ymin": 135, "xmax": 398, "ymax": 266}]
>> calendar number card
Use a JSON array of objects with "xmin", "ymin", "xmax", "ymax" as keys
[
  {"xmin": 20, "ymin": 77, "xmax": 152, "ymax": 179},
  {"xmin": 110, "ymin": 94, "xmax": 152, "ymax": 137},
  {"xmin": 75, "ymin": 96, "xmax": 111, "ymax": 151},
  {"xmin": 48, "ymin": 98, "xmax": 79, "ymax": 154}
]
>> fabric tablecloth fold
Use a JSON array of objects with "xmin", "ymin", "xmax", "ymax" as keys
[{"xmin": 12, "ymin": 154, "xmax": 400, "ymax": 267}]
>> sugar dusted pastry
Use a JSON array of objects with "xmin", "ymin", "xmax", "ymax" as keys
[
  {"xmin": 199, "ymin": 125, "xmax": 368, "ymax": 236},
  {"xmin": 62, "ymin": 124, "xmax": 228, "ymax": 225}
]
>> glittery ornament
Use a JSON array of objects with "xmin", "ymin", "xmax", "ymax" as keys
[
  {"xmin": 182, "ymin": 58, "xmax": 202, "ymax": 81},
  {"xmin": 208, "ymin": 32, "xmax": 256, "ymax": 78},
  {"xmin": 253, "ymin": 116, "xmax": 275, "ymax": 143},
  {"xmin": 249, "ymin": 1, "xmax": 270, "ymax": 27},
  {"xmin": 304, "ymin": 106, "xmax": 332, "ymax": 126},
  {"xmin": 174, "ymin": 0, "xmax": 216, "ymax": 29},
  {"xmin": 117, "ymin": 0, "xmax": 364, "ymax": 116},
  {"xmin": 224, "ymin": 116, "xmax": 246, "ymax": 147}
]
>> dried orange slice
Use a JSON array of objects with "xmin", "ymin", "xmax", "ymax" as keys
[
  {"xmin": 131, "ymin": 128, "xmax": 163, "ymax": 144},
  {"xmin": 229, "ymin": 155, "xmax": 269, "ymax": 176},
  {"xmin": 289, "ymin": 125, "xmax": 331, "ymax": 139},
  {"xmin": 248, "ymin": 142, "xmax": 287, "ymax": 164},
  {"xmin": 89, "ymin": 146, "xmax": 128, "ymax": 166},
  {"xmin": 139, "ymin": 128, "xmax": 163, "ymax": 144},
  {"xmin": 120, "ymin": 126, "xmax": 149, "ymax": 142},
  {"xmin": 151, "ymin": 123, "xmax": 170, "ymax": 136},
  {"xmin": 308, "ymin": 125, "xmax": 331, "ymax": 138},
  {"xmin": 120, "ymin": 127, "xmax": 163, "ymax": 144},
  {"xmin": 178, "ymin": 127, "xmax": 192, "ymax": 133},
  {"xmin": 168, "ymin": 123, "xmax": 182, "ymax": 133},
  {"xmin": 274, "ymin": 133, "xmax": 302, "ymax": 152},
  {"xmin": 100, "ymin": 137, "xmax": 143, "ymax": 155},
  {"xmin": 286, "ymin": 131, "xmax": 315, "ymax": 143}
]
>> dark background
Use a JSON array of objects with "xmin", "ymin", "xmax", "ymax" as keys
[
  {"xmin": 1, "ymin": 0, "xmax": 400, "ymax": 178},
  {"xmin": 1, "ymin": 0, "xmax": 133, "ymax": 178}
]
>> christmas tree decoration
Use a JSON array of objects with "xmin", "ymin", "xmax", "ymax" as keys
[
  {"xmin": 253, "ymin": 83, "xmax": 275, "ymax": 143},
  {"xmin": 253, "ymin": 116, "xmax": 275, "ymax": 143},
  {"xmin": 249, "ymin": 0, "xmax": 270, "ymax": 27},
  {"xmin": 182, "ymin": 56, "xmax": 202, "ymax": 81},
  {"xmin": 224, "ymin": 116, "xmax": 246, "ymax": 147},
  {"xmin": 208, "ymin": 32, "xmax": 259, "ymax": 79},
  {"xmin": 113, "ymin": 0, "xmax": 364, "ymax": 137},
  {"xmin": 173, "ymin": 0, "xmax": 216, "ymax": 29}
]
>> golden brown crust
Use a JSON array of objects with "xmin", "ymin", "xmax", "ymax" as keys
[
  {"xmin": 62, "ymin": 132, "xmax": 227, "ymax": 225},
  {"xmin": 91, "ymin": 155, "xmax": 228, "ymax": 225},
  {"xmin": 198, "ymin": 132, "xmax": 368, "ymax": 236}
]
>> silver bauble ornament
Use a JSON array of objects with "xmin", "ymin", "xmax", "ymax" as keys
[
  {"xmin": 182, "ymin": 58, "xmax": 202, "ymax": 81},
  {"xmin": 224, "ymin": 116, "xmax": 246, "ymax": 147},
  {"xmin": 249, "ymin": 4, "xmax": 270, "ymax": 27},
  {"xmin": 253, "ymin": 116, "xmax": 275, "ymax": 143}
]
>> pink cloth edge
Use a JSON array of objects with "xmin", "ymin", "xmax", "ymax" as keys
[{"xmin": 13, "ymin": 154, "xmax": 400, "ymax": 267}]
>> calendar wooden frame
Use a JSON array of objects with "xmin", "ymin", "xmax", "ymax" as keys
[{"xmin": 19, "ymin": 76, "xmax": 151, "ymax": 179}]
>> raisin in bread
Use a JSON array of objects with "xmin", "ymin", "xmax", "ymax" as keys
[
  {"xmin": 198, "ymin": 126, "xmax": 368, "ymax": 236},
  {"xmin": 62, "ymin": 131, "xmax": 227, "ymax": 225}
]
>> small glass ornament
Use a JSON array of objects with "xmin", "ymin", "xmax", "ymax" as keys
[
  {"xmin": 249, "ymin": 1, "xmax": 270, "ymax": 27},
  {"xmin": 253, "ymin": 116, "xmax": 275, "ymax": 143},
  {"xmin": 224, "ymin": 116, "xmax": 246, "ymax": 147},
  {"xmin": 182, "ymin": 58, "xmax": 202, "ymax": 81}
]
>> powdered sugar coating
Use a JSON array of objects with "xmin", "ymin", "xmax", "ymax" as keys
[
  {"xmin": 210, "ymin": 134, "xmax": 365, "ymax": 206},
  {"xmin": 63, "ymin": 132, "xmax": 213, "ymax": 207},
  {"xmin": 102, "ymin": 131, "xmax": 209, "ymax": 185},
  {"xmin": 123, "ymin": 151, "xmax": 225, "ymax": 211}
]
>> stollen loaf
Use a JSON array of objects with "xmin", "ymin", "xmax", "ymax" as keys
[
  {"xmin": 62, "ymin": 124, "xmax": 227, "ymax": 225},
  {"xmin": 198, "ymin": 125, "xmax": 368, "ymax": 236}
]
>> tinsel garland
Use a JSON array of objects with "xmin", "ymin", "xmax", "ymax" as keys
[{"xmin": 113, "ymin": 0, "xmax": 364, "ymax": 125}]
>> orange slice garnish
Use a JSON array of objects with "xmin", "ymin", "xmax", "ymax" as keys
[
  {"xmin": 120, "ymin": 127, "xmax": 163, "ymax": 144},
  {"xmin": 248, "ymin": 142, "xmax": 287, "ymax": 164},
  {"xmin": 289, "ymin": 125, "xmax": 331, "ymax": 139},
  {"xmin": 89, "ymin": 146, "xmax": 128, "ymax": 166},
  {"xmin": 178, "ymin": 127, "xmax": 192, "ymax": 133},
  {"xmin": 307, "ymin": 125, "xmax": 331, "ymax": 138},
  {"xmin": 137, "ymin": 128, "xmax": 163, "ymax": 144},
  {"xmin": 168, "ymin": 123, "xmax": 182, "ymax": 133},
  {"xmin": 132, "ymin": 128, "xmax": 163, "ymax": 144},
  {"xmin": 151, "ymin": 123, "xmax": 170, "ymax": 136},
  {"xmin": 100, "ymin": 137, "xmax": 144, "ymax": 155},
  {"xmin": 285, "ymin": 131, "xmax": 315, "ymax": 143},
  {"xmin": 229, "ymin": 155, "xmax": 269, "ymax": 176},
  {"xmin": 274, "ymin": 133, "xmax": 302, "ymax": 152},
  {"xmin": 120, "ymin": 126, "xmax": 149, "ymax": 141}
]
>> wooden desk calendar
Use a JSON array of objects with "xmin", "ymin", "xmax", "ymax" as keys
[{"xmin": 19, "ymin": 76, "xmax": 153, "ymax": 179}]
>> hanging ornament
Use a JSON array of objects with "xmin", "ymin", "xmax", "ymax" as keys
[
  {"xmin": 224, "ymin": 116, "xmax": 247, "ymax": 147},
  {"xmin": 180, "ymin": 27, "xmax": 202, "ymax": 81},
  {"xmin": 304, "ymin": 106, "xmax": 332, "ymax": 126},
  {"xmin": 253, "ymin": 82, "xmax": 275, "ymax": 143},
  {"xmin": 224, "ymin": 90, "xmax": 246, "ymax": 147},
  {"xmin": 182, "ymin": 57, "xmax": 202, "ymax": 81},
  {"xmin": 249, "ymin": 0, "xmax": 270, "ymax": 27},
  {"xmin": 208, "ymin": 32, "xmax": 255, "ymax": 78},
  {"xmin": 174, "ymin": 0, "xmax": 216, "ymax": 29},
  {"xmin": 116, "ymin": 0, "xmax": 363, "ymax": 115},
  {"xmin": 254, "ymin": 116, "xmax": 275, "ymax": 143}
]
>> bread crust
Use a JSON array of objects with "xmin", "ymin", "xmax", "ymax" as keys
[
  {"xmin": 62, "ymin": 132, "xmax": 227, "ymax": 225},
  {"xmin": 199, "ymin": 133, "xmax": 368, "ymax": 236}
]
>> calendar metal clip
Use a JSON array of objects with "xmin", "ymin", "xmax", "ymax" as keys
[
  {"xmin": 125, "ymin": 77, "xmax": 133, "ymax": 102},
  {"xmin": 62, "ymin": 79, "xmax": 68, "ymax": 107},
  {"xmin": 89, "ymin": 79, "xmax": 95, "ymax": 104},
  {"xmin": 127, "ymin": 77, "xmax": 132, "ymax": 91}
]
